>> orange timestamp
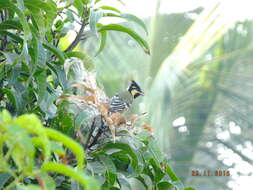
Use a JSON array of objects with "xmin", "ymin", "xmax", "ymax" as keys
[{"xmin": 191, "ymin": 169, "xmax": 230, "ymax": 177}]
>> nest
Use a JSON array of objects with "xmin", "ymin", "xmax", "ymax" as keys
[{"xmin": 56, "ymin": 58, "xmax": 152, "ymax": 152}]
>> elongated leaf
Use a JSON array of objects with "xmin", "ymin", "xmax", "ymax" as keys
[
  {"xmin": 24, "ymin": 0, "xmax": 57, "ymax": 33},
  {"xmin": 89, "ymin": 9, "xmax": 103, "ymax": 36},
  {"xmin": 96, "ymin": 30, "xmax": 107, "ymax": 55},
  {"xmin": 31, "ymin": 36, "xmax": 47, "ymax": 67},
  {"xmin": 137, "ymin": 174, "xmax": 153, "ymax": 190},
  {"xmin": 65, "ymin": 51, "xmax": 87, "ymax": 60},
  {"xmin": 2, "ymin": 88, "xmax": 22, "ymax": 113},
  {"xmin": 0, "ymin": 20, "xmax": 23, "ymax": 31},
  {"xmin": 75, "ymin": 111, "xmax": 88, "ymax": 129},
  {"xmin": 99, "ymin": 6, "xmax": 121, "ymax": 13},
  {"xmin": 95, "ymin": 0, "xmax": 124, "ymax": 5},
  {"xmin": 0, "ymin": 173, "xmax": 11, "ymax": 189},
  {"xmin": 1, "ymin": 3, "xmax": 31, "ymax": 40},
  {"xmin": 164, "ymin": 162, "xmax": 180, "ymax": 182},
  {"xmin": 1, "ymin": 52, "xmax": 19, "ymax": 64},
  {"xmin": 14, "ymin": 114, "xmax": 51, "ymax": 161},
  {"xmin": 17, "ymin": 184, "xmax": 41, "ymax": 190},
  {"xmin": 99, "ymin": 155, "xmax": 117, "ymax": 173},
  {"xmin": 104, "ymin": 13, "xmax": 148, "ymax": 34},
  {"xmin": 0, "ymin": 31, "xmax": 23, "ymax": 43},
  {"xmin": 43, "ymin": 42, "xmax": 65, "ymax": 64},
  {"xmin": 149, "ymin": 158, "xmax": 165, "ymax": 182},
  {"xmin": 98, "ymin": 24, "xmax": 150, "ymax": 54},
  {"xmin": 147, "ymin": 139, "xmax": 164, "ymax": 163},
  {"xmin": 38, "ymin": 91, "xmax": 57, "ymax": 119},
  {"xmin": 121, "ymin": 14, "xmax": 148, "ymax": 34},
  {"xmin": 42, "ymin": 162, "xmax": 100, "ymax": 190},
  {"xmin": 117, "ymin": 174, "xmax": 132, "ymax": 190},
  {"xmin": 73, "ymin": 0, "xmax": 84, "ymax": 17},
  {"xmin": 184, "ymin": 187, "xmax": 196, "ymax": 190},
  {"xmin": 36, "ymin": 70, "xmax": 47, "ymax": 104},
  {"xmin": 157, "ymin": 181, "xmax": 173, "ymax": 190},
  {"xmin": 45, "ymin": 128, "xmax": 85, "ymax": 170},
  {"xmin": 47, "ymin": 63, "xmax": 68, "ymax": 89},
  {"xmin": 7, "ymin": 124, "xmax": 35, "ymax": 173},
  {"xmin": 100, "ymin": 142, "xmax": 139, "ymax": 171}
]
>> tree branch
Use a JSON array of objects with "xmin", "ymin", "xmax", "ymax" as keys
[{"xmin": 64, "ymin": 19, "xmax": 88, "ymax": 53}]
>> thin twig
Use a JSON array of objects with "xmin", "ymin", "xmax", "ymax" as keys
[
  {"xmin": 85, "ymin": 116, "xmax": 98, "ymax": 149},
  {"xmin": 64, "ymin": 6, "xmax": 89, "ymax": 52},
  {"xmin": 64, "ymin": 20, "xmax": 88, "ymax": 53},
  {"xmin": 35, "ymin": 174, "xmax": 45, "ymax": 190}
]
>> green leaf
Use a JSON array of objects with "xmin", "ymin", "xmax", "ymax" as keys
[
  {"xmin": 1, "ymin": 52, "xmax": 19, "ymax": 64},
  {"xmin": 36, "ymin": 70, "xmax": 47, "ymax": 104},
  {"xmin": 105, "ymin": 170, "xmax": 117, "ymax": 186},
  {"xmin": 45, "ymin": 128, "xmax": 85, "ymax": 170},
  {"xmin": 43, "ymin": 42, "xmax": 65, "ymax": 64},
  {"xmin": 7, "ymin": 124, "xmax": 35, "ymax": 173},
  {"xmin": 0, "ymin": 31, "xmax": 23, "ymax": 43},
  {"xmin": 157, "ymin": 181, "xmax": 173, "ymax": 190},
  {"xmin": 149, "ymin": 158, "xmax": 165, "ymax": 183},
  {"xmin": 137, "ymin": 174, "xmax": 153, "ymax": 190},
  {"xmin": 0, "ymin": 20, "xmax": 23, "ymax": 31},
  {"xmin": 120, "ymin": 14, "xmax": 148, "ymax": 34},
  {"xmin": 17, "ymin": 184, "xmax": 41, "ymax": 190},
  {"xmin": 172, "ymin": 181, "xmax": 184, "ymax": 190},
  {"xmin": 39, "ymin": 90, "xmax": 57, "ymax": 118},
  {"xmin": 24, "ymin": 0, "xmax": 57, "ymax": 33},
  {"xmin": 95, "ymin": 0, "xmax": 124, "ymax": 5},
  {"xmin": 75, "ymin": 111, "xmax": 89, "ymax": 130},
  {"xmin": 104, "ymin": 13, "xmax": 148, "ymax": 34},
  {"xmin": 6, "ymin": 4, "xmax": 30, "ymax": 40},
  {"xmin": 98, "ymin": 24, "xmax": 150, "ymax": 54},
  {"xmin": 65, "ymin": 51, "xmax": 88, "ymax": 60},
  {"xmin": 0, "ymin": 110, "xmax": 12, "ymax": 122},
  {"xmin": 100, "ymin": 142, "xmax": 139, "ymax": 172},
  {"xmin": 39, "ymin": 172, "xmax": 56, "ymax": 190},
  {"xmin": 164, "ymin": 162, "xmax": 180, "ymax": 182},
  {"xmin": 31, "ymin": 36, "xmax": 47, "ymax": 67},
  {"xmin": 96, "ymin": 30, "xmax": 107, "ymax": 56},
  {"xmin": 0, "ymin": 173, "xmax": 12, "ymax": 189},
  {"xmin": 87, "ymin": 161, "xmax": 106, "ymax": 174},
  {"xmin": 117, "ymin": 174, "xmax": 132, "ymax": 190},
  {"xmin": 73, "ymin": 0, "xmax": 84, "ymax": 17},
  {"xmin": 184, "ymin": 187, "xmax": 197, "ymax": 190},
  {"xmin": 47, "ymin": 63, "xmax": 68, "ymax": 89},
  {"xmin": 42, "ymin": 162, "xmax": 100, "ymax": 190},
  {"xmin": 99, "ymin": 155, "xmax": 117, "ymax": 173},
  {"xmin": 147, "ymin": 139, "xmax": 164, "ymax": 163},
  {"xmin": 109, "ymin": 187, "xmax": 120, "ymax": 190},
  {"xmin": 2, "ymin": 88, "xmax": 23, "ymax": 113},
  {"xmin": 13, "ymin": 114, "xmax": 51, "ymax": 162},
  {"xmin": 99, "ymin": 6, "xmax": 121, "ymax": 13},
  {"xmin": 89, "ymin": 9, "xmax": 103, "ymax": 36}
]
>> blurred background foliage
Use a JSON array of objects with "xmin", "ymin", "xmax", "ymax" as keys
[{"xmin": 82, "ymin": 1, "xmax": 253, "ymax": 190}]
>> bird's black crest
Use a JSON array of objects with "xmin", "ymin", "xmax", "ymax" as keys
[{"xmin": 128, "ymin": 80, "xmax": 144, "ymax": 98}]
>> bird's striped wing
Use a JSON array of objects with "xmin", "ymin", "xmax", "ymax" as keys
[{"xmin": 109, "ymin": 94, "xmax": 129, "ymax": 113}]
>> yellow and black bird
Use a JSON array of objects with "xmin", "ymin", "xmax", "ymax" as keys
[{"xmin": 109, "ymin": 80, "xmax": 144, "ymax": 114}]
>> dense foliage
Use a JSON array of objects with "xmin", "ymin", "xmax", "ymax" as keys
[{"xmin": 0, "ymin": 0, "xmax": 196, "ymax": 189}]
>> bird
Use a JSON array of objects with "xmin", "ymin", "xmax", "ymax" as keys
[{"xmin": 109, "ymin": 80, "xmax": 144, "ymax": 114}]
